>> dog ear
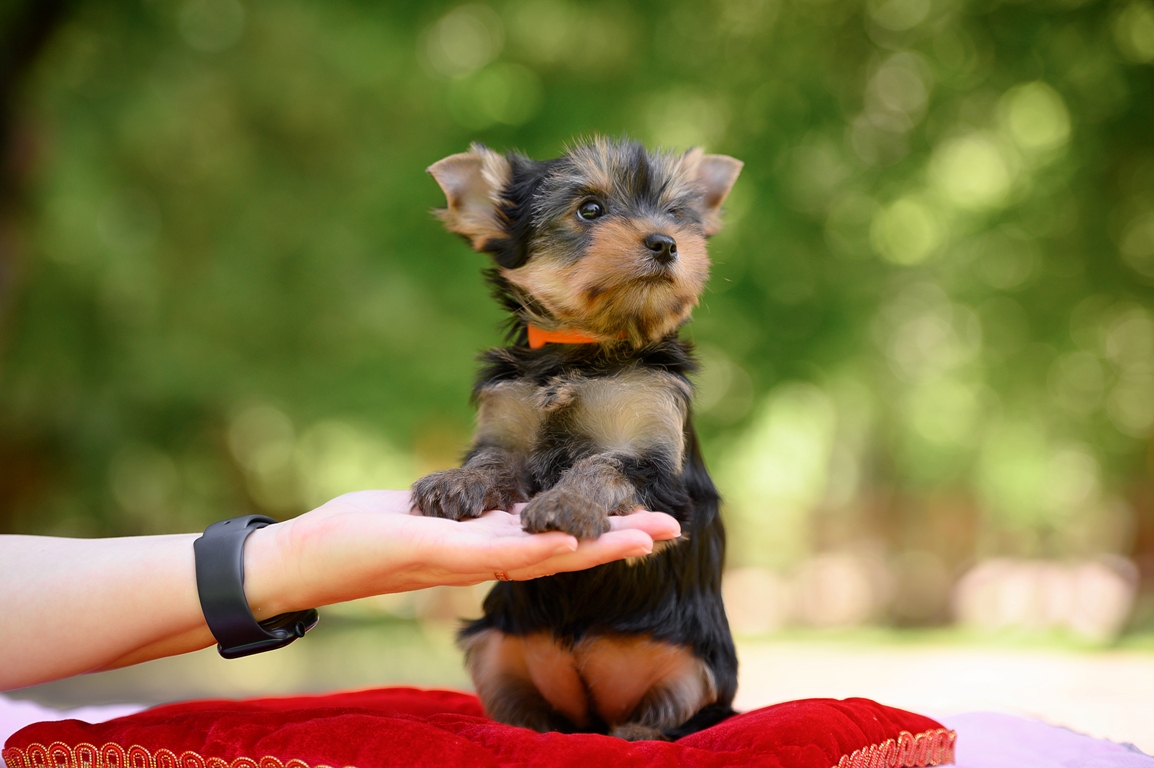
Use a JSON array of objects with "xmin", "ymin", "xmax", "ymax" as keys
[
  {"xmin": 427, "ymin": 143, "xmax": 512, "ymax": 250},
  {"xmin": 683, "ymin": 148, "xmax": 743, "ymax": 236}
]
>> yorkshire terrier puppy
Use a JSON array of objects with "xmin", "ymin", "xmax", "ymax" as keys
[{"xmin": 413, "ymin": 137, "xmax": 743, "ymax": 740}]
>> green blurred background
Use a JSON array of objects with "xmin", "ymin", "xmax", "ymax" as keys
[{"xmin": 2, "ymin": 0, "xmax": 1154, "ymax": 647}]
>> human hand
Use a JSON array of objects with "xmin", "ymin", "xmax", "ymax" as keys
[{"xmin": 244, "ymin": 490, "xmax": 680, "ymax": 617}]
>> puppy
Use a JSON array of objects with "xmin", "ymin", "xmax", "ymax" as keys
[{"xmin": 412, "ymin": 137, "xmax": 743, "ymax": 740}]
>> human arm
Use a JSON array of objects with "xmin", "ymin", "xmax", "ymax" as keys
[{"xmin": 0, "ymin": 490, "xmax": 680, "ymax": 691}]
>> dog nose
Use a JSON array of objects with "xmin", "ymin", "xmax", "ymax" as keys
[{"xmin": 643, "ymin": 233, "xmax": 678, "ymax": 264}]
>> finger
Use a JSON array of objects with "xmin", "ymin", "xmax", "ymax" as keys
[
  {"xmin": 436, "ymin": 510, "xmax": 673, "ymax": 577},
  {"xmin": 466, "ymin": 509, "xmax": 678, "ymax": 540},
  {"xmin": 447, "ymin": 528, "xmax": 580, "ymax": 574},
  {"xmin": 455, "ymin": 512, "xmax": 677, "ymax": 576},
  {"xmin": 461, "ymin": 509, "xmax": 525, "ymax": 533},
  {"xmin": 506, "ymin": 528, "xmax": 656, "ymax": 581},
  {"xmin": 501, "ymin": 505, "xmax": 680, "ymax": 540},
  {"xmin": 607, "ymin": 510, "xmax": 681, "ymax": 540},
  {"xmin": 312, "ymin": 489, "xmax": 415, "ymax": 519},
  {"xmin": 445, "ymin": 509, "xmax": 535, "ymax": 538}
]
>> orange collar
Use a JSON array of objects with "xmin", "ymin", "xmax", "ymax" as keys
[{"xmin": 527, "ymin": 325, "xmax": 625, "ymax": 349}]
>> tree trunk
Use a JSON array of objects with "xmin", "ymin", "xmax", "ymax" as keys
[{"xmin": 0, "ymin": 0, "xmax": 73, "ymax": 532}]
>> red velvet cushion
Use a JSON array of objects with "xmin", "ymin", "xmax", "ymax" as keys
[{"xmin": 3, "ymin": 687, "xmax": 955, "ymax": 768}]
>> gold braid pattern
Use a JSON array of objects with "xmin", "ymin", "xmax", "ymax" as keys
[
  {"xmin": 1, "ymin": 742, "xmax": 345, "ymax": 768},
  {"xmin": 833, "ymin": 727, "xmax": 957, "ymax": 768},
  {"xmin": 3, "ymin": 726, "xmax": 955, "ymax": 768}
]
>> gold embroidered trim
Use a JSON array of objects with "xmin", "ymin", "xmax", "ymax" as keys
[
  {"xmin": 833, "ymin": 727, "xmax": 957, "ymax": 768},
  {"xmin": 0, "ymin": 742, "xmax": 352, "ymax": 768},
  {"xmin": 1, "ymin": 728, "xmax": 955, "ymax": 768}
]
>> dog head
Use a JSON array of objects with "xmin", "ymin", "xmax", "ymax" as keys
[{"xmin": 428, "ymin": 137, "xmax": 742, "ymax": 345}]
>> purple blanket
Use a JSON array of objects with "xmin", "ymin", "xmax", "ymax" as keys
[{"xmin": 941, "ymin": 712, "xmax": 1153, "ymax": 768}]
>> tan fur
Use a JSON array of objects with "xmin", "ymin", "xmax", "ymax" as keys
[
  {"xmin": 475, "ymin": 380, "xmax": 544, "ymax": 453},
  {"xmin": 463, "ymin": 631, "xmax": 572, "ymax": 732},
  {"xmin": 561, "ymin": 138, "xmax": 617, "ymax": 195},
  {"xmin": 520, "ymin": 455, "xmax": 635, "ymax": 538},
  {"xmin": 410, "ymin": 446, "xmax": 527, "ymax": 518},
  {"xmin": 426, "ymin": 139, "xmax": 741, "ymax": 345},
  {"xmin": 504, "ymin": 370, "xmax": 690, "ymax": 537},
  {"xmin": 534, "ymin": 376, "xmax": 578, "ymax": 411},
  {"xmin": 682, "ymin": 148, "xmax": 744, "ymax": 236},
  {"xmin": 420, "ymin": 140, "xmax": 740, "ymax": 737},
  {"xmin": 421, "ymin": 369, "xmax": 689, "ymax": 530},
  {"xmin": 427, "ymin": 144, "xmax": 512, "ymax": 250},
  {"xmin": 464, "ymin": 629, "xmax": 717, "ymax": 736},
  {"xmin": 479, "ymin": 370, "xmax": 689, "ymax": 466},
  {"xmin": 501, "ymin": 218, "xmax": 710, "ymax": 344},
  {"xmin": 624, "ymin": 536, "xmax": 685, "ymax": 566},
  {"xmin": 562, "ymin": 139, "xmax": 710, "ymax": 213},
  {"xmin": 569, "ymin": 370, "xmax": 689, "ymax": 466},
  {"xmin": 477, "ymin": 371, "xmax": 690, "ymax": 538}
]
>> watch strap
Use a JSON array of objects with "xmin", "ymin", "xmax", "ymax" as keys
[{"xmin": 193, "ymin": 515, "xmax": 318, "ymax": 659}]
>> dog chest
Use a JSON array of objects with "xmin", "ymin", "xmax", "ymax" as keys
[{"xmin": 475, "ymin": 369, "xmax": 689, "ymax": 464}]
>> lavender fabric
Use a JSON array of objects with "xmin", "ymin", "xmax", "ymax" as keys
[
  {"xmin": 0, "ymin": 696, "xmax": 144, "ymax": 768},
  {"xmin": 941, "ymin": 712, "xmax": 1154, "ymax": 768},
  {"xmin": 3, "ymin": 696, "xmax": 1151, "ymax": 768}
]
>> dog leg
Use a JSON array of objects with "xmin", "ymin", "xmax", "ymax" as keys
[
  {"xmin": 608, "ymin": 663, "xmax": 718, "ymax": 742},
  {"xmin": 411, "ymin": 446, "xmax": 528, "ymax": 520},
  {"xmin": 479, "ymin": 675, "xmax": 581, "ymax": 733},
  {"xmin": 464, "ymin": 629, "xmax": 587, "ymax": 733},
  {"xmin": 520, "ymin": 454, "xmax": 637, "ymax": 539}
]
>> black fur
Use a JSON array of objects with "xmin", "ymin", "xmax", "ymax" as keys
[
  {"xmin": 480, "ymin": 154, "xmax": 557, "ymax": 269},
  {"xmin": 459, "ymin": 338, "xmax": 738, "ymax": 737},
  {"xmin": 422, "ymin": 138, "xmax": 740, "ymax": 739}
]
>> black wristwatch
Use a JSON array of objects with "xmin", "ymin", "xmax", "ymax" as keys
[{"xmin": 193, "ymin": 515, "xmax": 319, "ymax": 659}]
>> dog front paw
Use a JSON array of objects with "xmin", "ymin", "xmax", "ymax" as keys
[
  {"xmin": 520, "ymin": 486, "xmax": 611, "ymax": 539},
  {"xmin": 412, "ymin": 467, "xmax": 523, "ymax": 520}
]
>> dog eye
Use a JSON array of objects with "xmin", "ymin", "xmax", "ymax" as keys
[
  {"xmin": 577, "ymin": 200, "xmax": 604, "ymax": 221},
  {"xmin": 668, "ymin": 207, "xmax": 684, "ymax": 219}
]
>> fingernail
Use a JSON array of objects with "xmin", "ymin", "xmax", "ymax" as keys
[
  {"xmin": 627, "ymin": 545, "xmax": 652, "ymax": 557},
  {"xmin": 552, "ymin": 539, "xmax": 578, "ymax": 555}
]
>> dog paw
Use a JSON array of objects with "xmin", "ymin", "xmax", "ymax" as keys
[
  {"xmin": 412, "ymin": 467, "xmax": 523, "ymax": 520},
  {"xmin": 520, "ymin": 486, "xmax": 610, "ymax": 539}
]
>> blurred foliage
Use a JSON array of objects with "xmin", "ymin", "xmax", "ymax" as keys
[{"xmin": 1, "ymin": 0, "xmax": 1153, "ymax": 594}]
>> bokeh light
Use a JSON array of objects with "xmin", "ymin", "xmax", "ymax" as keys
[{"xmin": 0, "ymin": 0, "xmax": 1151, "ymax": 646}]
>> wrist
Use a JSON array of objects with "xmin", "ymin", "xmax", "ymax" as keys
[
  {"xmin": 236, "ymin": 523, "xmax": 296, "ymax": 619},
  {"xmin": 193, "ymin": 516, "xmax": 319, "ymax": 659}
]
